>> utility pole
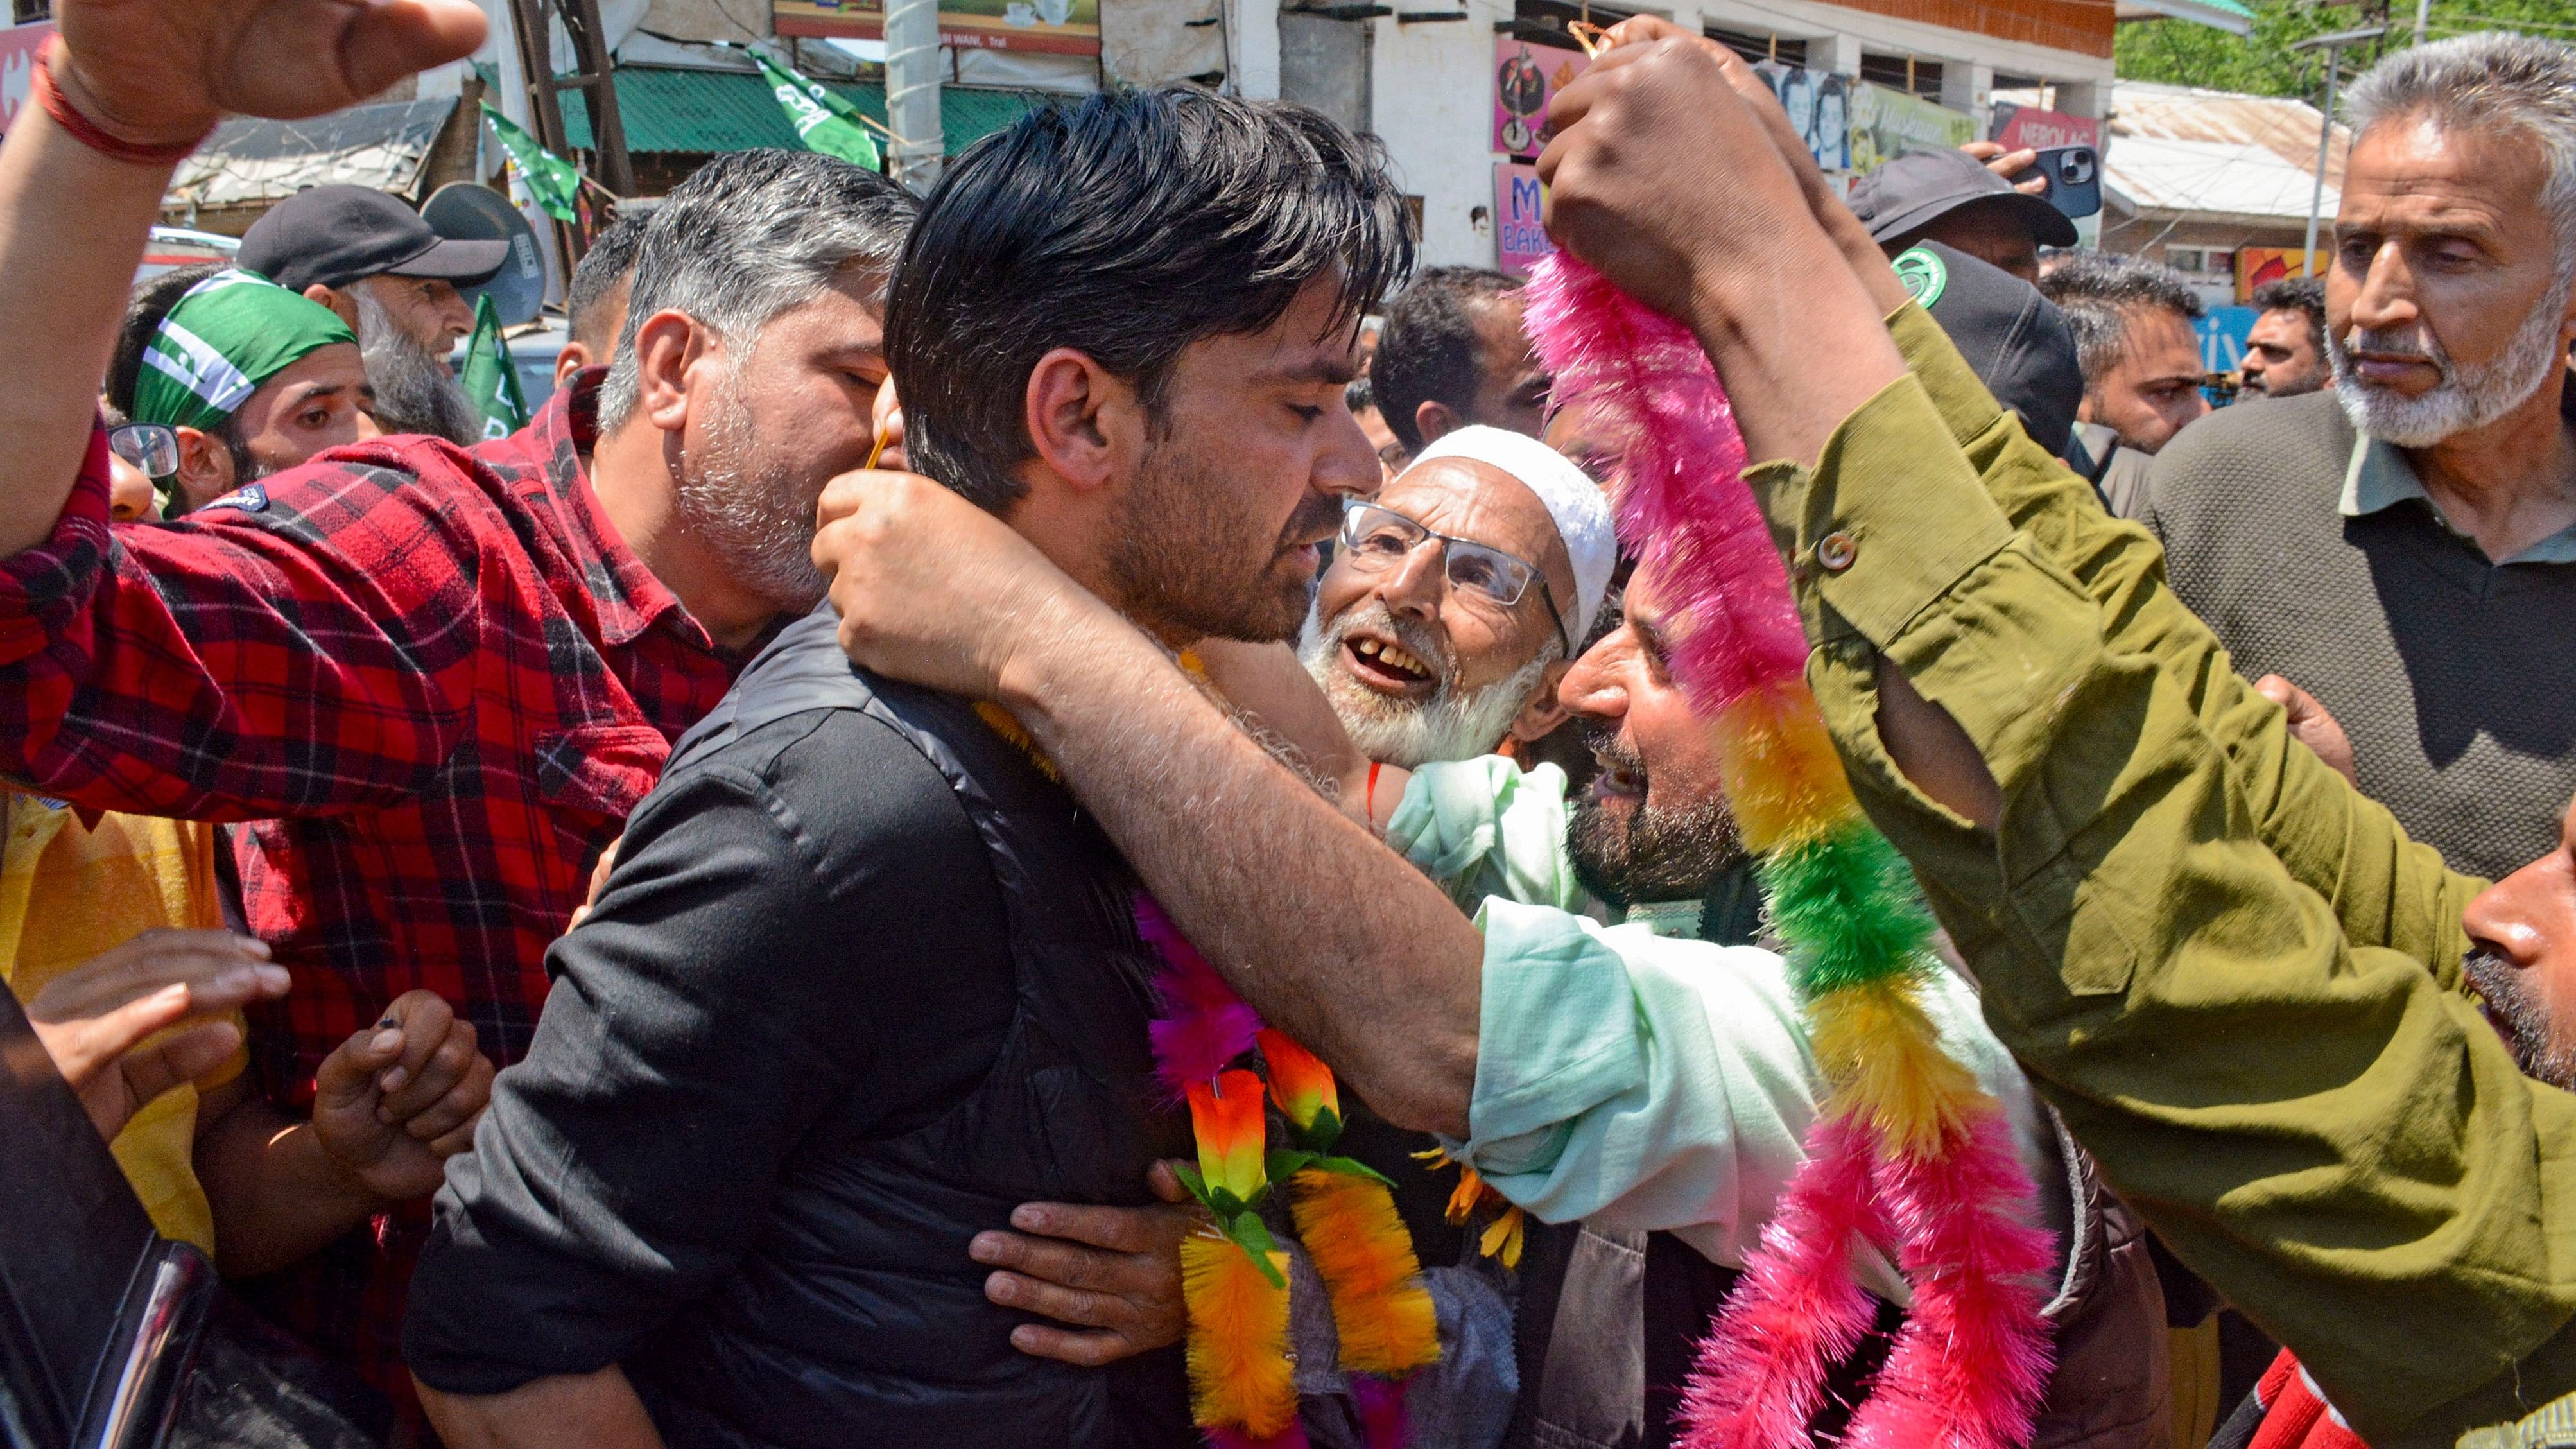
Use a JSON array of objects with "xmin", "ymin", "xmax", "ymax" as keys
[
  {"xmin": 883, "ymin": 0, "xmax": 944, "ymax": 192},
  {"xmin": 2291, "ymin": 26, "xmax": 2383, "ymax": 274},
  {"xmin": 2413, "ymin": 0, "xmax": 2431, "ymax": 44},
  {"xmin": 505, "ymin": 0, "xmax": 637, "ymax": 258}
]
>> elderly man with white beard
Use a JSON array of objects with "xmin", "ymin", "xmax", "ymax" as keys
[
  {"xmin": 1299, "ymin": 426, "xmax": 1614, "ymax": 776},
  {"xmin": 2144, "ymin": 32, "xmax": 2576, "ymax": 883}
]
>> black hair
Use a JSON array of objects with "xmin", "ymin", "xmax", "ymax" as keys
[
  {"xmin": 2251, "ymin": 274, "xmax": 2327, "ymax": 355},
  {"xmin": 1372, "ymin": 266, "xmax": 1521, "ymax": 453},
  {"xmin": 2039, "ymin": 252, "xmax": 2204, "ymax": 387},
  {"xmin": 885, "ymin": 86, "xmax": 1415, "ymax": 511},
  {"xmin": 567, "ymin": 211, "xmax": 650, "ymax": 354}
]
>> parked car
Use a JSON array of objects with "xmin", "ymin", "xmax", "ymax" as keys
[{"xmin": 135, "ymin": 227, "xmax": 238, "ymax": 284}]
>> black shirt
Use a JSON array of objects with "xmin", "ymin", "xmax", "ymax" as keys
[{"xmin": 404, "ymin": 706, "xmax": 1016, "ymax": 1400}]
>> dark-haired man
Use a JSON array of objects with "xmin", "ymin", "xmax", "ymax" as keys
[
  {"xmin": 2044, "ymin": 252, "xmax": 2209, "ymax": 514},
  {"xmin": 406, "ymin": 86, "xmax": 1407, "ymax": 1448},
  {"xmin": 1374, "ymin": 266, "xmax": 1551, "ymax": 455},
  {"xmin": 0, "ymin": 19, "xmax": 916, "ymax": 1408},
  {"xmin": 2240, "ymin": 275, "xmax": 2327, "ymax": 399},
  {"xmin": 104, "ymin": 263, "xmax": 377, "ymax": 513},
  {"xmin": 556, "ymin": 211, "xmax": 647, "ymax": 390}
]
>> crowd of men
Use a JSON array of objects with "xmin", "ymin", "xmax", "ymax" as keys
[{"xmin": 8, "ymin": 1, "xmax": 2576, "ymax": 1446}]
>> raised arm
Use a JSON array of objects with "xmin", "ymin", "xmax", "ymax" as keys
[
  {"xmin": 1541, "ymin": 37, "xmax": 2576, "ymax": 1443},
  {"xmin": 0, "ymin": 0, "xmax": 482, "ymax": 557},
  {"xmin": 813, "ymin": 474, "xmax": 1484, "ymax": 1137}
]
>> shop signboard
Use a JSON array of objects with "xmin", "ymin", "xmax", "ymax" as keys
[
  {"xmin": 1494, "ymin": 162, "xmax": 1552, "ymax": 277},
  {"xmin": 1492, "ymin": 37, "xmax": 1586, "ymax": 162},
  {"xmin": 773, "ymin": 0, "xmax": 1098, "ymax": 55},
  {"xmin": 2235, "ymin": 245, "xmax": 2330, "ymax": 303},
  {"xmin": 1847, "ymin": 81, "xmax": 1975, "ymax": 174},
  {"xmin": 2198, "ymin": 305, "xmax": 2256, "ymax": 378},
  {"xmin": 1751, "ymin": 60, "xmax": 1850, "ymax": 172},
  {"xmin": 0, "ymin": 21, "xmax": 55, "ymax": 135},
  {"xmin": 1988, "ymin": 101, "xmax": 2099, "ymax": 152}
]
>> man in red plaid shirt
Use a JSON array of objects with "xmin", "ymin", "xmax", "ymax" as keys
[{"xmin": 0, "ymin": 21, "xmax": 920, "ymax": 1412}]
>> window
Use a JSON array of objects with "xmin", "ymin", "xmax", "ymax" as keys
[
  {"xmin": 1860, "ymin": 51, "xmax": 1943, "ymax": 100},
  {"xmin": 1705, "ymin": 23, "xmax": 1807, "ymax": 67},
  {"xmin": 1503, "ymin": 0, "xmax": 1639, "ymax": 49},
  {"xmin": 9, "ymin": 0, "xmax": 46, "ymax": 25},
  {"xmin": 2166, "ymin": 248, "xmax": 2235, "ymax": 280}
]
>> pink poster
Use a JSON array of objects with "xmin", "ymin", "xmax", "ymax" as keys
[
  {"xmin": 1494, "ymin": 162, "xmax": 1552, "ymax": 278},
  {"xmin": 0, "ymin": 22, "xmax": 55, "ymax": 136},
  {"xmin": 1492, "ymin": 37, "xmax": 1587, "ymax": 161}
]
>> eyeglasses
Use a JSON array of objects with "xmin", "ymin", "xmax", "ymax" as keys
[
  {"xmin": 1337, "ymin": 498, "xmax": 1571, "ymax": 655},
  {"xmin": 108, "ymin": 422, "xmax": 180, "ymax": 482}
]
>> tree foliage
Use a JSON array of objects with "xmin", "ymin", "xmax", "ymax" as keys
[{"xmin": 2115, "ymin": 0, "xmax": 2576, "ymax": 101}]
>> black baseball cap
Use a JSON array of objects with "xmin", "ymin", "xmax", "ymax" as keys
[
  {"xmin": 238, "ymin": 184, "xmax": 511, "ymax": 294},
  {"xmin": 1896, "ymin": 241, "xmax": 2084, "ymax": 457},
  {"xmin": 1851, "ymin": 146, "xmax": 2079, "ymax": 250}
]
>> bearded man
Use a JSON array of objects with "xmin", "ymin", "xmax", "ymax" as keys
[
  {"xmin": 406, "ymin": 87, "xmax": 1407, "ymax": 1449},
  {"xmin": 1300, "ymin": 426, "xmax": 1612, "ymax": 772},
  {"xmin": 0, "ymin": 113, "xmax": 916, "ymax": 1421},
  {"xmin": 2144, "ymin": 33, "xmax": 2576, "ymax": 881}
]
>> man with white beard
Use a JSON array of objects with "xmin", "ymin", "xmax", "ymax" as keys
[
  {"xmin": 2144, "ymin": 31, "xmax": 2576, "ymax": 883},
  {"xmin": 1299, "ymin": 426, "xmax": 1614, "ymax": 776}
]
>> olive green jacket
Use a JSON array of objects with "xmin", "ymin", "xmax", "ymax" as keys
[{"xmin": 1758, "ymin": 302, "xmax": 2576, "ymax": 1447}]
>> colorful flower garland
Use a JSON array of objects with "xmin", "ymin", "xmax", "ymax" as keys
[
  {"xmin": 1137, "ymin": 897, "xmax": 1441, "ymax": 1449},
  {"xmin": 1521, "ymin": 253, "xmax": 2057, "ymax": 1448}
]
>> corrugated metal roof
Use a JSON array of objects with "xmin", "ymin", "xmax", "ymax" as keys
[
  {"xmin": 168, "ymin": 97, "xmax": 456, "ymax": 209},
  {"xmin": 559, "ymin": 65, "xmax": 1042, "ymax": 156},
  {"xmin": 2111, "ymin": 78, "xmax": 2349, "ymax": 188},
  {"xmin": 2112, "ymin": 0, "xmax": 2252, "ymax": 36},
  {"xmin": 2104, "ymin": 132, "xmax": 2337, "ymax": 222}
]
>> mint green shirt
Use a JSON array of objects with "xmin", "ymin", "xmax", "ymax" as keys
[{"xmin": 1387, "ymin": 756, "xmax": 2065, "ymax": 1299}]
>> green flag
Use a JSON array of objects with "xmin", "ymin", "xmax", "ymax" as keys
[
  {"xmin": 480, "ymin": 102, "xmax": 582, "ymax": 222},
  {"xmin": 460, "ymin": 294, "xmax": 530, "ymax": 442},
  {"xmin": 749, "ymin": 50, "xmax": 882, "ymax": 169}
]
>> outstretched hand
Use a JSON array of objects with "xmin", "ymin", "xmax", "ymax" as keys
[
  {"xmin": 27, "ymin": 928, "xmax": 290, "ymax": 1140},
  {"xmin": 51, "ymin": 0, "xmax": 487, "ymax": 147}
]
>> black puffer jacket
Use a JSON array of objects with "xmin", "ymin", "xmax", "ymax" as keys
[{"xmin": 633, "ymin": 613, "xmax": 1198, "ymax": 1448}]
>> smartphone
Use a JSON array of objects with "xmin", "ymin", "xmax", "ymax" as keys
[{"xmin": 2021, "ymin": 145, "xmax": 2102, "ymax": 221}]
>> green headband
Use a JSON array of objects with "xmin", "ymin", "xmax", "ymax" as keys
[{"xmin": 132, "ymin": 269, "xmax": 358, "ymax": 435}]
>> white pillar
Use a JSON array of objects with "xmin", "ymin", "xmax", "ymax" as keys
[
  {"xmin": 1817, "ymin": 31, "xmax": 1862, "ymax": 78},
  {"xmin": 885, "ymin": 0, "xmax": 944, "ymax": 190},
  {"xmin": 1233, "ymin": 0, "xmax": 1281, "ymax": 99},
  {"xmin": 1941, "ymin": 58, "xmax": 1990, "ymax": 130}
]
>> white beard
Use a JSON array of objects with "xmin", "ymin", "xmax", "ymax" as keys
[
  {"xmin": 2330, "ymin": 277, "xmax": 2574, "ymax": 447},
  {"xmin": 1298, "ymin": 598, "xmax": 1558, "ymax": 768}
]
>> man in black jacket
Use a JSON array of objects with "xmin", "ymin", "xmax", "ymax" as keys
[{"xmin": 405, "ymin": 88, "xmax": 1411, "ymax": 1449}]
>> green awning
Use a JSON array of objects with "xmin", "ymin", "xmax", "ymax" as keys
[{"xmin": 559, "ymin": 65, "xmax": 1045, "ymax": 157}]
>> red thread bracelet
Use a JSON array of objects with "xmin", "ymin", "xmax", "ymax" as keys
[{"xmin": 32, "ymin": 39, "xmax": 212, "ymax": 166}]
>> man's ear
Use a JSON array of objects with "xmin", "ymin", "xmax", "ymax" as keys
[
  {"xmin": 1506, "ymin": 657, "xmax": 1575, "ymax": 744},
  {"xmin": 1415, "ymin": 398, "xmax": 1462, "ymax": 447},
  {"xmin": 1023, "ymin": 347, "xmax": 1141, "ymax": 496},
  {"xmin": 553, "ymin": 341, "xmax": 594, "ymax": 393},
  {"xmin": 171, "ymin": 425, "xmax": 234, "ymax": 512},
  {"xmin": 630, "ymin": 310, "xmax": 714, "ymax": 434},
  {"xmin": 304, "ymin": 283, "xmax": 360, "ymax": 334}
]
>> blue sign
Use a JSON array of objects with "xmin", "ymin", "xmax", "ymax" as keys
[{"xmin": 2198, "ymin": 305, "xmax": 2256, "ymax": 376}]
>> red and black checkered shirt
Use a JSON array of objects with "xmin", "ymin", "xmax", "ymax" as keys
[{"xmin": 0, "ymin": 376, "xmax": 758, "ymax": 1412}]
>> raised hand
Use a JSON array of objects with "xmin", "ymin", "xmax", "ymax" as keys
[
  {"xmin": 50, "ymin": 0, "xmax": 488, "ymax": 146},
  {"xmin": 26, "ymin": 928, "xmax": 290, "ymax": 1139},
  {"xmin": 311, "ymin": 988, "xmax": 494, "ymax": 1201}
]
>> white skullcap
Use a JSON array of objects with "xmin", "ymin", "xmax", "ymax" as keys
[{"xmin": 1401, "ymin": 425, "xmax": 1616, "ymax": 648}]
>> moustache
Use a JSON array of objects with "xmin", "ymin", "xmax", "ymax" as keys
[
  {"xmin": 1280, "ymin": 494, "xmax": 1346, "ymax": 553},
  {"xmin": 2341, "ymin": 324, "xmax": 2449, "ymax": 370},
  {"xmin": 1578, "ymin": 718, "xmax": 1644, "ymax": 781}
]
